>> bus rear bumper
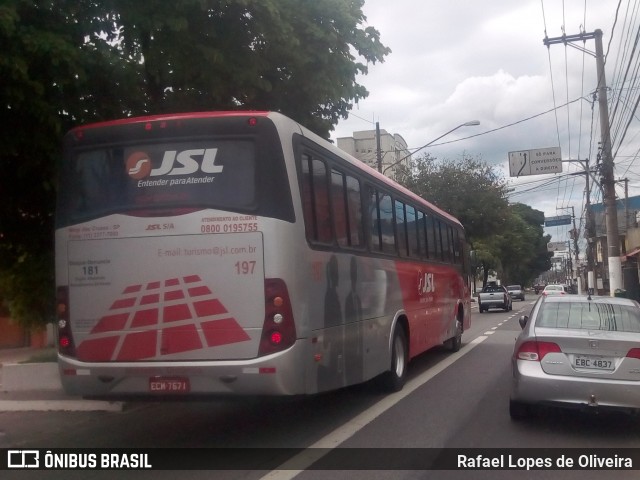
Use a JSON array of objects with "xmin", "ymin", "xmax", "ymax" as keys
[{"xmin": 58, "ymin": 340, "xmax": 309, "ymax": 398}]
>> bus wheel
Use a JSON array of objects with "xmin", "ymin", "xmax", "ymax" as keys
[
  {"xmin": 379, "ymin": 326, "xmax": 408, "ymax": 392},
  {"xmin": 447, "ymin": 318, "xmax": 463, "ymax": 352}
]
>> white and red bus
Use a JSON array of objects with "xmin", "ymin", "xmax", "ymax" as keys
[{"xmin": 55, "ymin": 111, "xmax": 471, "ymax": 397}]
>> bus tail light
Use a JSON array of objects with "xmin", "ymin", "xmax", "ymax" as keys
[
  {"xmin": 259, "ymin": 278, "xmax": 296, "ymax": 357},
  {"xmin": 515, "ymin": 341, "xmax": 561, "ymax": 361},
  {"xmin": 56, "ymin": 286, "xmax": 76, "ymax": 357}
]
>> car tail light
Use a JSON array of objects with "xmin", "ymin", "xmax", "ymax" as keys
[
  {"xmin": 56, "ymin": 286, "xmax": 76, "ymax": 357},
  {"xmin": 627, "ymin": 348, "xmax": 640, "ymax": 359},
  {"xmin": 258, "ymin": 278, "xmax": 296, "ymax": 356},
  {"xmin": 516, "ymin": 341, "xmax": 561, "ymax": 361}
]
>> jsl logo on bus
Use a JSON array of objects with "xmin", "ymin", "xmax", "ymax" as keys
[
  {"xmin": 418, "ymin": 272, "xmax": 435, "ymax": 295},
  {"xmin": 126, "ymin": 149, "xmax": 223, "ymax": 180}
]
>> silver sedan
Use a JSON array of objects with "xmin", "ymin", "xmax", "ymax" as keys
[{"xmin": 510, "ymin": 294, "xmax": 640, "ymax": 419}]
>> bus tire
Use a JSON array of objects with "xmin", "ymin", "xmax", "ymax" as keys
[
  {"xmin": 446, "ymin": 318, "xmax": 463, "ymax": 352},
  {"xmin": 379, "ymin": 325, "xmax": 408, "ymax": 392}
]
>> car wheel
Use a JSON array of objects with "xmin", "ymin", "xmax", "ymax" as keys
[
  {"xmin": 379, "ymin": 325, "xmax": 408, "ymax": 392},
  {"xmin": 509, "ymin": 399, "xmax": 530, "ymax": 420},
  {"xmin": 446, "ymin": 318, "xmax": 463, "ymax": 352}
]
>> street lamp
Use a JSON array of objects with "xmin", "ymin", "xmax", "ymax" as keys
[{"xmin": 382, "ymin": 120, "xmax": 481, "ymax": 175}]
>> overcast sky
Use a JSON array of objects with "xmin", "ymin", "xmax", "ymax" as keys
[{"xmin": 330, "ymin": 0, "xmax": 637, "ymax": 247}]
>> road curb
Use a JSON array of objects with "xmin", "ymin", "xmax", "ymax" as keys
[{"xmin": 0, "ymin": 399, "xmax": 124, "ymax": 412}]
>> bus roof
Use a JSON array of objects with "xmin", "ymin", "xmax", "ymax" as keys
[
  {"xmin": 68, "ymin": 110, "xmax": 464, "ymax": 230},
  {"xmin": 68, "ymin": 111, "xmax": 271, "ymax": 133}
]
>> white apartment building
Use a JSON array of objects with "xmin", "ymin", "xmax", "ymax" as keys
[{"xmin": 337, "ymin": 129, "xmax": 411, "ymax": 181}]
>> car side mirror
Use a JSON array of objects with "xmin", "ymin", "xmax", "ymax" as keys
[{"xmin": 518, "ymin": 315, "xmax": 528, "ymax": 329}]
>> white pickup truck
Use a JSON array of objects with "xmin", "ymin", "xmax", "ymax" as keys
[{"xmin": 478, "ymin": 284, "xmax": 513, "ymax": 313}]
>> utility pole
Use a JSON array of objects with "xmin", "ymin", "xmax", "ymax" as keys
[
  {"xmin": 544, "ymin": 29, "xmax": 621, "ymax": 295},
  {"xmin": 376, "ymin": 122, "xmax": 383, "ymax": 173},
  {"xmin": 570, "ymin": 206, "xmax": 581, "ymax": 293},
  {"xmin": 623, "ymin": 177, "xmax": 629, "ymax": 245},
  {"xmin": 584, "ymin": 157, "xmax": 597, "ymax": 294}
]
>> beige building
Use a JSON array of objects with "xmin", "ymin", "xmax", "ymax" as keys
[{"xmin": 337, "ymin": 129, "xmax": 410, "ymax": 181}]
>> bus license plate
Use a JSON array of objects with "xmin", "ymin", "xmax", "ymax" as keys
[
  {"xmin": 149, "ymin": 377, "xmax": 190, "ymax": 393},
  {"xmin": 573, "ymin": 355, "xmax": 614, "ymax": 371}
]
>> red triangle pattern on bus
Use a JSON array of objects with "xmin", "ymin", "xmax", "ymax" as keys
[{"xmin": 76, "ymin": 275, "xmax": 250, "ymax": 362}]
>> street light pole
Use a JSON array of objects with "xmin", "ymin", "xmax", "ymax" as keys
[{"xmin": 381, "ymin": 120, "xmax": 480, "ymax": 175}]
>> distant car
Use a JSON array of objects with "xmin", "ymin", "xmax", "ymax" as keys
[
  {"xmin": 541, "ymin": 284, "xmax": 568, "ymax": 296},
  {"xmin": 506, "ymin": 285, "xmax": 525, "ymax": 301},
  {"xmin": 478, "ymin": 285, "xmax": 512, "ymax": 313},
  {"xmin": 509, "ymin": 294, "xmax": 640, "ymax": 420}
]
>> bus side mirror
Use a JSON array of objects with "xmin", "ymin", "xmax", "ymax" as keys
[{"xmin": 518, "ymin": 315, "xmax": 528, "ymax": 329}]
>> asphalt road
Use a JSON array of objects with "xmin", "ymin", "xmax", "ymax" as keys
[{"xmin": 2, "ymin": 298, "xmax": 639, "ymax": 480}]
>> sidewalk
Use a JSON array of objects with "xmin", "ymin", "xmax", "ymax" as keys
[
  {"xmin": 0, "ymin": 346, "xmax": 124, "ymax": 412},
  {"xmin": 0, "ymin": 345, "xmax": 52, "ymax": 365}
]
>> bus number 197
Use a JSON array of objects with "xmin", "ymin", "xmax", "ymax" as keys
[{"xmin": 235, "ymin": 261, "xmax": 256, "ymax": 275}]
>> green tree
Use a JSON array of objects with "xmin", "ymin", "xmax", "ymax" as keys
[
  {"xmin": 400, "ymin": 153, "xmax": 510, "ymax": 242},
  {"xmin": 398, "ymin": 154, "xmax": 552, "ymax": 288},
  {"xmin": 0, "ymin": 0, "xmax": 390, "ymax": 327},
  {"xmin": 503, "ymin": 203, "xmax": 552, "ymax": 286},
  {"xmin": 87, "ymin": 0, "xmax": 390, "ymax": 137},
  {"xmin": 0, "ymin": 0, "xmax": 130, "ymax": 327},
  {"xmin": 498, "ymin": 204, "xmax": 552, "ymax": 287}
]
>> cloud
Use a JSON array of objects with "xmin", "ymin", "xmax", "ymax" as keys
[{"xmin": 332, "ymin": 0, "xmax": 630, "ymax": 235}]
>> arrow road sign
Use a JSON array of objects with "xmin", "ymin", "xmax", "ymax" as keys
[{"xmin": 508, "ymin": 147, "xmax": 562, "ymax": 177}]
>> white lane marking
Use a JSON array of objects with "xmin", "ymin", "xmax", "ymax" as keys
[{"xmin": 259, "ymin": 335, "xmax": 489, "ymax": 480}]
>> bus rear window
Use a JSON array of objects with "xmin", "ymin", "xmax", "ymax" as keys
[{"xmin": 59, "ymin": 140, "xmax": 255, "ymax": 221}]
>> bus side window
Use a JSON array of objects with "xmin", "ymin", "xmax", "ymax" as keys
[
  {"xmin": 453, "ymin": 228, "xmax": 461, "ymax": 264},
  {"xmin": 437, "ymin": 219, "xmax": 447, "ymax": 262},
  {"xmin": 426, "ymin": 214, "xmax": 437, "ymax": 259},
  {"xmin": 444, "ymin": 224, "xmax": 453, "ymax": 263},
  {"xmin": 345, "ymin": 175, "xmax": 364, "ymax": 247},
  {"xmin": 406, "ymin": 205, "xmax": 419, "ymax": 258},
  {"xmin": 331, "ymin": 169, "xmax": 349, "ymax": 247},
  {"xmin": 395, "ymin": 200, "xmax": 408, "ymax": 256},
  {"xmin": 331, "ymin": 169, "xmax": 364, "ymax": 249},
  {"xmin": 368, "ymin": 186, "xmax": 382, "ymax": 251},
  {"xmin": 301, "ymin": 154, "xmax": 332, "ymax": 243},
  {"xmin": 378, "ymin": 192, "xmax": 395, "ymax": 254},
  {"xmin": 417, "ymin": 210, "xmax": 428, "ymax": 258}
]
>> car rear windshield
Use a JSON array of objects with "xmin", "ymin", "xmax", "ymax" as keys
[
  {"xmin": 536, "ymin": 302, "xmax": 640, "ymax": 332},
  {"xmin": 507, "ymin": 285, "xmax": 521, "ymax": 290},
  {"xmin": 482, "ymin": 286, "xmax": 503, "ymax": 293}
]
